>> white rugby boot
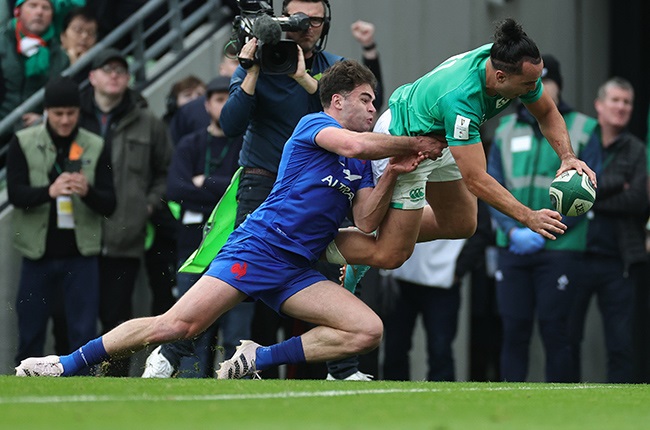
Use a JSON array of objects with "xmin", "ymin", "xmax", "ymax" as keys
[
  {"xmin": 326, "ymin": 371, "xmax": 374, "ymax": 381},
  {"xmin": 142, "ymin": 346, "xmax": 175, "ymax": 378},
  {"xmin": 15, "ymin": 355, "xmax": 64, "ymax": 377},
  {"xmin": 216, "ymin": 340, "xmax": 261, "ymax": 379}
]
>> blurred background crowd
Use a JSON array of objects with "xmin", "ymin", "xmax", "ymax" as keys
[{"xmin": 0, "ymin": 0, "xmax": 649, "ymax": 383}]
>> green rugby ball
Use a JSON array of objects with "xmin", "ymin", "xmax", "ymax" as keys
[{"xmin": 549, "ymin": 169, "xmax": 596, "ymax": 216}]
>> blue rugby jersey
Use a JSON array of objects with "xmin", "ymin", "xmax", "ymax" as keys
[{"xmin": 238, "ymin": 112, "xmax": 374, "ymax": 263}]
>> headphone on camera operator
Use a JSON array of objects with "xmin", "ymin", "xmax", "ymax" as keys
[
  {"xmin": 281, "ymin": 0, "xmax": 331, "ymax": 54},
  {"xmin": 233, "ymin": 0, "xmax": 331, "ymax": 74}
]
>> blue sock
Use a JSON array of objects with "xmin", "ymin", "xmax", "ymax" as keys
[
  {"xmin": 255, "ymin": 336, "xmax": 306, "ymax": 371},
  {"xmin": 59, "ymin": 337, "xmax": 109, "ymax": 376}
]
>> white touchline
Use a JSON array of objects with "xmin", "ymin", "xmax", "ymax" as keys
[{"xmin": 0, "ymin": 384, "xmax": 623, "ymax": 405}]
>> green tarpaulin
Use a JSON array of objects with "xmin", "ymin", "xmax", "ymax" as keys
[{"xmin": 178, "ymin": 167, "xmax": 242, "ymax": 274}]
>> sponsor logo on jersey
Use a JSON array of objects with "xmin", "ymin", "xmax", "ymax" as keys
[
  {"xmin": 321, "ymin": 165, "xmax": 361, "ymax": 202},
  {"xmin": 454, "ymin": 115, "xmax": 470, "ymax": 140},
  {"xmin": 409, "ymin": 187, "xmax": 425, "ymax": 202},
  {"xmin": 496, "ymin": 97, "xmax": 509, "ymax": 109},
  {"xmin": 342, "ymin": 168, "xmax": 362, "ymax": 182},
  {"xmin": 230, "ymin": 262, "xmax": 248, "ymax": 280}
]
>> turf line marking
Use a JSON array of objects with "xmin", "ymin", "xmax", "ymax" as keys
[{"xmin": 0, "ymin": 384, "xmax": 623, "ymax": 405}]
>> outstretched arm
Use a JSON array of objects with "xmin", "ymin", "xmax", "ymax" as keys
[
  {"xmin": 451, "ymin": 141, "xmax": 566, "ymax": 240},
  {"xmin": 352, "ymin": 20, "xmax": 384, "ymax": 110},
  {"xmin": 525, "ymin": 90, "xmax": 598, "ymax": 186},
  {"xmin": 315, "ymin": 127, "xmax": 447, "ymax": 161}
]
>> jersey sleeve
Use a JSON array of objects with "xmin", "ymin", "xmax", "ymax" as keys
[
  {"xmin": 439, "ymin": 94, "xmax": 483, "ymax": 146},
  {"xmin": 358, "ymin": 160, "xmax": 375, "ymax": 190},
  {"xmin": 520, "ymin": 77, "xmax": 544, "ymax": 104},
  {"xmin": 293, "ymin": 113, "xmax": 342, "ymax": 150}
]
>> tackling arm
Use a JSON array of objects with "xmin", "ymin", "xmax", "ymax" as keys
[
  {"xmin": 352, "ymin": 155, "xmax": 424, "ymax": 232},
  {"xmin": 315, "ymin": 127, "xmax": 446, "ymax": 161}
]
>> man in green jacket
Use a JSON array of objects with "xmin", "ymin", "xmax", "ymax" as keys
[
  {"xmin": 78, "ymin": 48, "xmax": 173, "ymax": 376},
  {"xmin": 6, "ymin": 76, "xmax": 115, "ymax": 368},
  {"xmin": 487, "ymin": 55, "xmax": 599, "ymax": 382}
]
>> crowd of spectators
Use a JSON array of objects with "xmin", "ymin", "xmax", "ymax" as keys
[{"xmin": 3, "ymin": 0, "xmax": 650, "ymax": 383}]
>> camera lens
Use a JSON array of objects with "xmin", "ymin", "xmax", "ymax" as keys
[
  {"xmin": 259, "ymin": 41, "xmax": 298, "ymax": 75},
  {"xmin": 268, "ymin": 48, "xmax": 289, "ymax": 66}
]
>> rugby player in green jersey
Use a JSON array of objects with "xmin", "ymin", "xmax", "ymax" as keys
[{"xmin": 329, "ymin": 19, "xmax": 597, "ymax": 289}]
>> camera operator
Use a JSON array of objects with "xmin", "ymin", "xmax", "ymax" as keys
[
  {"xmin": 221, "ymin": 0, "xmax": 337, "ymax": 151},
  {"xmin": 219, "ymin": 0, "xmax": 372, "ymax": 381}
]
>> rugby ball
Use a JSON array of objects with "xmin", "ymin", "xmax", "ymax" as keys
[{"xmin": 549, "ymin": 169, "xmax": 596, "ymax": 216}]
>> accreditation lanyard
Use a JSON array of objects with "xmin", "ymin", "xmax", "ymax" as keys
[
  {"xmin": 602, "ymin": 146, "xmax": 620, "ymax": 170},
  {"xmin": 204, "ymin": 134, "xmax": 231, "ymax": 177},
  {"xmin": 53, "ymin": 141, "xmax": 83, "ymax": 174},
  {"xmin": 54, "ymin": 142, "xmax": 83, "ymax": 229}
]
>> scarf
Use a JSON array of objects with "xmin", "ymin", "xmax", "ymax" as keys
[{"xmin": 13, "ymin": 18, "xmax": 54, "ymax": 78}]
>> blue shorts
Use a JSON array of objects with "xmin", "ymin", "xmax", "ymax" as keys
[{"xmin": 205, "ymin": 231, "xmax": 326, "ymax": 314}]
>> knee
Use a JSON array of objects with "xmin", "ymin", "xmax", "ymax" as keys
[
  {"xmin": 373, "ymin": 246, "xmax": 415, "ymax": 270},
  {"xmin": 447, "ymin": 218, "xmax": 477, "ymax": 239},
  {"xmin": 350, "ymin": 314, "xmax": 383, "ymax": 354},
  {"xmin": 148, "ymin": 315, "xmax": 201, "ymax": 344}
]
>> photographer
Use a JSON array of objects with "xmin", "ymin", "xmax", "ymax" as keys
[
  {"xmin": 221, "ymin": 0, "xmax": 338, "ymax": 180},
  {"xmin": 225, "ymin": 0, "xmax": 371, "ymax": 381}
]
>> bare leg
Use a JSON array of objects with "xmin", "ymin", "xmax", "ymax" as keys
[
  {"xmin": 280, "ymin": 281, "xmax": 383, "ymax": 362},
  {"xmin": 418, "ymin": 179, "xmax": 478, "ymax": 241},
  {"xmin": 335, "ymin": 207, "xmax": 423, "ymax": 269},
  {"xmin": 335, "ymin": 179, "xmax": 477, "ymax": 269},
  {"xmin": 102, "ymin": 276, "xmax": 247, "ymax": 357}
]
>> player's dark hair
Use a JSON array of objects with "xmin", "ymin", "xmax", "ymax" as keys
[
  {"xmin": 319, "ymin": 60, "xmax": 377, "ymax": 107},
  {"xmin": 490, "ymin": 18, "xmax": 541, "ymax": 74}
]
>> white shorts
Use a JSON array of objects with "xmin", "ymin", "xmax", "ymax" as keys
[{"xmin": 372, "ymin": 110, "xmax": 462, "ymax": 210}]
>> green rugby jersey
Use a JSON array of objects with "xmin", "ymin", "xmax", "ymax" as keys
[{"xmin": 388, "ymin": 43, "xmax": 543, "ymax": 146}]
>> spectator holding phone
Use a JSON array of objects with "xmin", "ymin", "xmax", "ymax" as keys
[{"xmin": 6, "ymin": 76, "xmax": 116, "ymax": 369}]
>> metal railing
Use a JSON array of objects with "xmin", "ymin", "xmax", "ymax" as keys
[
  {"xmin": 0, "ymin": 0, "xmax": 232, "ymax": 214},
  {"xmin": 0, "ymin": 0, "xmax": 230, "ymax": 159}
]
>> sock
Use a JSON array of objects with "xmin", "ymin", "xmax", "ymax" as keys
[
  {"xmin": 59, "ymin": 337, "xmax": 109, "ymax": 376},
  {"xmin": 255, "ymin": 336, "xmax": 306, "ymax": 371},
  {"xmin": 325, "ymin": 240, "xmax": 347, "ymax": 265}
]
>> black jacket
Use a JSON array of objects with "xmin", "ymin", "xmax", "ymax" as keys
[{"xmin": 588, "ymin": 130, "xmax": 648, "ymax": 270}]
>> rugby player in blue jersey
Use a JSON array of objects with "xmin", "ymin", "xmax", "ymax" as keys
[{"xmin": 15, "ymin": 60, "xmax": 447, "ymax": 378}]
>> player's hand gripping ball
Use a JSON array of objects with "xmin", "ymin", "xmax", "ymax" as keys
[{"xmin": 549, "ymin": 169, "xmax": 596, "ymax": 216}]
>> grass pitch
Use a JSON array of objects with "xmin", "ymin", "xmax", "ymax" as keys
[{"xmin": 1, "ymin": 377, "xmax": 648, "ymax": 429}]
